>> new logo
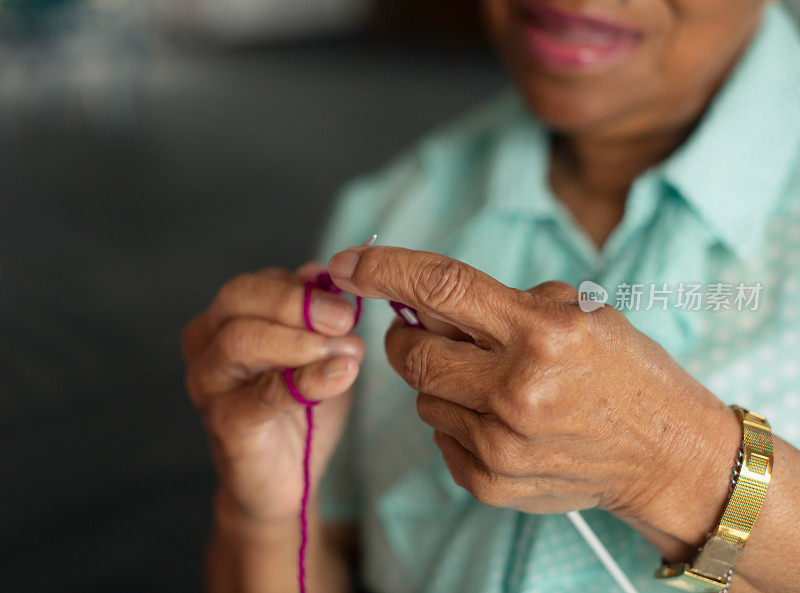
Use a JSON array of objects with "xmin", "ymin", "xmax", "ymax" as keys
[{"xmin": 578, "ymin": 281, "xmax": 608, "ymax": 313}]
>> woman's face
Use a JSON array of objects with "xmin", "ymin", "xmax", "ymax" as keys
[{"xmin": 482, "ymin": 0, "xmax": 766, "ymax": 137}]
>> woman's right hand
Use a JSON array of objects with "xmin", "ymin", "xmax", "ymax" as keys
[{"xmin": 182, "ymin": 263, "xmax": 365, "ymax": 527}]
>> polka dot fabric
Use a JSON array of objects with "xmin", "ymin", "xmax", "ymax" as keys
[
  {"xmin": 315, "ymin": 5, "xmax": 800, "ymax": 592},
  {"xmin": 690, "ymin": 203, "xmax": 800, "ymax": 445}
]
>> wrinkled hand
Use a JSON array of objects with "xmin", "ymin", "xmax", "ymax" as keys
[
  {"xmin": 182, "ymin": 263, "xmax": 365, "ymax": 525},
  {"xmin": 328, "ymin": 246, "xmax": 740, "ymax": 545}
]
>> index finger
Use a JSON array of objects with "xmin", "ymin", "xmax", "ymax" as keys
[
  {"xmin": 207, "ymin": 269, "xmax": 356, "ymax": 338},
  {"xmin": 328, "ymin": 246, "xmax": 516, "ymax": 343}
]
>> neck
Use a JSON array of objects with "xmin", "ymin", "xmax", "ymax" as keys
[
  {"xmin": 547, "ymin": 12, "xmax": 760, "ymax": 249},
  {"xmin": 548, "ymin": 123, "xmax": 695, "ymax": 248},
  {"xmin": 552, "ymin": 125, "xmax": 693, "ymax": 199}
]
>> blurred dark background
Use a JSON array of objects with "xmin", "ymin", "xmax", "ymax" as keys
[
  {"xmin": 0, "ymin": 1, "xmax": 505, "ymax": 592},
  {"xmin": 2, "ymin": 1, "xmax": 800, "ymax": 592}
]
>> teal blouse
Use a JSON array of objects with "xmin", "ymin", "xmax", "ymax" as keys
[{"xmin": 315, "ymin": 4, "xmax": 800, "ymax": 592}]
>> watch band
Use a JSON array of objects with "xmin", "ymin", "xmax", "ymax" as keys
[{"xmin": 655, "ymin": 405, "xmax": 773, "ymax": 592}]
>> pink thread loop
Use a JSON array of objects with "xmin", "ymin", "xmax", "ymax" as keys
[
  {"xmin": 302, "ymin": 272, "xmax": 363, "ymax": 334},
  {"xmin": 354, "ymin": 294, "xmax": 363, "ymax": 326},
  {"xmin": 312, "ymin": 272, "xmax": 342, "ymax": 294},
  {"xmin": 302, "ymin": 281, "xmax": 317, "ymax": 334},
  {"xmin": 283, "ymin": 367, "xmax": 319, "ymax": 408}
]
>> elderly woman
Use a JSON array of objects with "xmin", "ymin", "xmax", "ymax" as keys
[{"xmin": 182, "ymin": 1, "xmax": 800, "ymax": 592}]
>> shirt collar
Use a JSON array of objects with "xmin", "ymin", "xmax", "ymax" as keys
[
  {"xmin": 484, "ymin": 92, "xmax": 559, "ymax": 219},
  {"xmin": 661, "ymin": 3, "xmax": 800, "ymax": 258}
]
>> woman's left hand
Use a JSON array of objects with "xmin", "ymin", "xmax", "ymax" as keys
[{"xmin": 327, "ymin": 245, "xmax": 742, "ymax": 551}]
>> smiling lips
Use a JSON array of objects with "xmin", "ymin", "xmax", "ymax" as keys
[{"xmin": 518, "ymin": 3, "xmax": 643, "ymax": 70}]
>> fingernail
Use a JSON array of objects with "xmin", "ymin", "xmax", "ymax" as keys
[
  {"xmin": 328, "ymin": 250, "xmax": 360, "ymax": 280},
  {"xmin": 322, "ymin": 357, "xmax": 355, "ymax": 379},
  {"xmin": 310, "ymin": 293, "xmax": 352, "ymax": 333},
  {"xmin": 327, "ymin": 337, "xmax": 364, "ymax": 360}
]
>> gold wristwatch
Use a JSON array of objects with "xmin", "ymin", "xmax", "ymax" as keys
[{"xmin": 655, "ymin": 405, "xmax": 773, "ymax": 592}]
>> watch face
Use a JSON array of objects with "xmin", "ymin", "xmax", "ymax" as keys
[{"xmin": 655, "ymin": 564, "xmax": 727, "ymax": 593}]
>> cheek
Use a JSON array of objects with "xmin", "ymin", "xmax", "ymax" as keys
[{"xmin": 658, "ymin": 4, "xmax": 763, "ymax": 87}]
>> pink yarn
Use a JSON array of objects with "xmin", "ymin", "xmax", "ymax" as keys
[
  {"xmin": 284, "ymin": 272, "xmax": 420, "ymax": 592},
  {"xmin": 284, "ymin": 271, "xmax": 366, "ymax": 593},
  {"xmin": 302, "ymin": 273, "xmax": 362, "ymax": 334},
  {"xmin": 302, "ymin": 282, "xmax": 316, "ymax": 333},
  {"xmin": 282, "ymin": 367, "xmax": 318, "ymax": 593}
]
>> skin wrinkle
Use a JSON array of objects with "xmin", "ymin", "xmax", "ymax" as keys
[{"xmin": 343, "ymin": 251, "xmax": 757, "ymax": 568}]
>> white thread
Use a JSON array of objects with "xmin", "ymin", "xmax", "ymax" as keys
[{"xmin": 566, "ymin": 511, "xmax": 640, "ymax": 593}]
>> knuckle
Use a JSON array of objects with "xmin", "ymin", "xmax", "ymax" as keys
[
  {"xmin": 566, "ymin": 307, "xmax": 592, "ymax": 337},
  {"xmin": 417, "ymin": 260, "xmax": 474, "ymax": 309},
  {"xmin": 469, "ymin": 471, "xmax": 508, "ymax": 507},
  {"xmin": 493, "ymin": 368, "xmax": 555, "ymax": 435},
  {"xmin": 556, "ymin": 302, "xmax": 591, "ymax": 336},
  {"xmin": 216, "ymin": 318, "xmax": 257, "ymax": 363},
  {"xmin": 475, "ymin": 429, "xmax": 521, "ymax": 475},
  {"xmin": 493, "ymin": 365, "xmax": 531, "ymax": 416},
  {"xmin": 473, "ymin": 436, "xmax": 497, "ymax": 472},
  {"xmin": 519, "ymin": 309, "xmax": 586, "ymax": 363},
  {"xmin": 556, "ymin": 312, "xmax": 596, "ymax": 362},
  {"xmin": 274, "ymin": 279, "xmax": 301, "ymax": 313},
  {"xmin": 260, "ymin": 268, "xmax": 301, "ymax": 305},
  {"xmin": 403, "ymin": 340, "xmax": 436, "ymax": 391},
  {"xmin": 535, "ymin": 280, "xmax": 578, "ymax": 302},
  {"xmin": 545, "ymin": 280, "xmax": 572, "ymax": 291}
]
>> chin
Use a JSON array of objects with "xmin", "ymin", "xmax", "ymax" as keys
[{"xmin": 515, "ymin": 76, "xmax": 627, "ymax": 135}]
